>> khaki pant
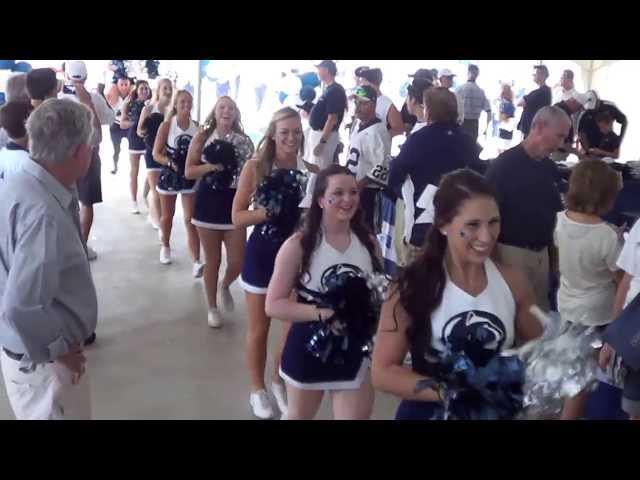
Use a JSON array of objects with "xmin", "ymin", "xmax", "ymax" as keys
[{"xmin": 495, "ymin": 243, "xmax": 550, "ymax": 312}]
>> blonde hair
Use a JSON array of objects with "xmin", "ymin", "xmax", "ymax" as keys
[
  {"xmin": 254, "ymin": 107, "xmax": 303, "ymax": 185},
  {"xmin": 153, "ymin": 78, "xmax": 173, "ymax": 117},
  {"xmin": 166, "ymin": 89, "xmax": 192, "ymax": 123},
  {"xmin": 203, "ymin": 96, "xmax": 246, "ymax": 138}
]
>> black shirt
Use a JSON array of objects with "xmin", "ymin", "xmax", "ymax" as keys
[
  {"xmin": 553, "ymin": 101, "xmax": 574, "ymax": 146},
  {"xmin": 578, "ymin": 101, "xmax": 627, "ymax": 149},
  {"xmin": 401, "ymin": 102, "xmax": 417, "ymax": 129},
  {"xmin": 388, "ymin": 122, "xmax": 480, "ymax": 246},
  {"xmin": 485, "ymin": 144, "xmax": 563, "ymax": 251},
  {"xmin": 518, "ymin": 85, "xmax": 552, "ymax": 136},
  {"xmin": 309, "ymin": 82, "xmax": 347, "ymax": 132},
  {"xmin": 599, "ymin": 131, "xmax": 621, "ymax": 154}
]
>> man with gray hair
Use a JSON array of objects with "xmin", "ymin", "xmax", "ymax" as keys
[
  {"xmin": 0, "ymin": 98, "xmax": 97, "ymax": 419},
  {"xmin": 486, "ymin": 106, "xmax": 571, "ymax": 311}
]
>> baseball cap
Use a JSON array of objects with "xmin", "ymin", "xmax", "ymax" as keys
[
  {"xmin": 350, "ymin": 85, "xmax": 377, "ymax": 102},
  {"xmin": 357, "ymin": 68, "xmax": 382, "ymax": 85},
  {"xmin": 65, "ymin": 60, "xmax": 88, "ymax": 82},
  {"xmin": 439, "ymin": 68, "xmax": 455, "ymax": 78},
  {"xmin": 534, "ymin": 64, "xmax": 549, "ymax": 77},
  {"xmin": 355, "ymin": 66, "xmax": 370, "ymax": 77},
  {"xmin": 409, "ymin": 69, "xmax": 434, "ymax": 81},
  {"xmin": 315, "ymin": 60, "xmax": 337, "ymax": 76},
  {"xmin": 567, "ymin": 91, "xmax": 588, "ymax": 106}
]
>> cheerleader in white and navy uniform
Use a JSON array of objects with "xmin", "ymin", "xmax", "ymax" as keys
[
  {"xmin": 152, "ymin": 90, "xmax": 202, "ymax": 273},
  {"xmin": 266, "ymin": 165, "xmax": 382, "ymax": 420},
  {"xmin": 185, "ymin": 96, "xmax": 255, "ymax": 328},
  {"xmin": 371, "ymin": 169, "xmax": 543, "ymax": 420},
  {"xmin": 232, "ymin": 107, "xmax": 306, "ymax": 420},
  {"xmin": 120, "ymin": 80, "xmax": 152, "ymax": 214},
  {"xmin": 106, "ymin": 74, "xmax": 133, "ymax": 174},
  {"xmin": 137, "ymin": 78, "xmax": 173, "ymax": 230}
]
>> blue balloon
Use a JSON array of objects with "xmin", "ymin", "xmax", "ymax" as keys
[
  {"xmin": 12, "ymin": 62, "xmax": 31, "ymax": 73},
  {"xmin": 0, "ymin": 92, "xmax": 5, "ymax": 105},
  {"xmin": 299, "ymin": 72, "xmax": 320, "ymax": 89},
  {"xmin": 0, "ymin": 60, "xmax": 16, "ymax": 70},
  {"xmin": 299, "ymin": 85, "xmax": 316, "ymax": 102},
  {"xmin": 278, "ymin": 91, "xmax": 288, "ymax": 104}
]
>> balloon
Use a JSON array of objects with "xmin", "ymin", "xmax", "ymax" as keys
[
  {"xmin": 0, "ymin": 60, "xmax": 16, "ymax": 70},
  {"xmin": 299, "ymin": 72, "xmax": 320, "ymax": 89},
  {"xmin": 12, "ymin": 62, "xmax": 31, "ymax": 73}
]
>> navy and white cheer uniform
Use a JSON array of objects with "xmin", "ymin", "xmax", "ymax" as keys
[
  {"xmin": 144, "ymin": 105, "xmax": 164, "ymax": 172},
  {"xmin": 395, "ymin": 258, "xmax": 516, "ymax": 420},
  {"xmin": 280, "ymin": 232, "xmax": 374, "ymax": 390},
  {"xmin": 192, "ymin": 130, "xmax": 254, "ymax": 230},
  {"xmin": 126, "ymin": 100, "xmax": 146, "ymax": 154},
  {"xmin": 239, "ymin": 158, "xmax": 305, "ymax": 295},
  {"xmin": 156, "ymin": 117, "xmax": 198, "ymax": 195}
]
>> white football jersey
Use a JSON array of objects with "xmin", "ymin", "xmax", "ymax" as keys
[{"xmin": 345, "ymin": 119, "xmax": 391, "ymax": 186}]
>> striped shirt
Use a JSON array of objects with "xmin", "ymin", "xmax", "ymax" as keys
[{"xmin": 456, "ymin": 81, "xmax": 491, "ymax": 120}]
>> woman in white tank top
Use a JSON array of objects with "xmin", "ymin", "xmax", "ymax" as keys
[
  {"xmin": 371, "ymin": 169, "xmax": 542, "ymax": 420},
  {"xmin": 152, "ymin": 90, "xmax": 203, "ymax": 273},
  {"xmin": 266, "ymin": 165, "xmax": 382, "ymax": 419}
]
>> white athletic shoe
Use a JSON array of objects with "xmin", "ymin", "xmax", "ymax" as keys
[
  {"xmin": 219, "ymin": 284, "xmax": 235, "ymax": 312},
  {"xmin": 249, "ymin": 390, "xmax": 275, "ymax": 420},
  {"xmin": 160, "ymin": 246, "xmax": 172, "ymax": 265},
  {"xmin": 86, "ymin": 246, "xmax": 98, "ymax": 261},
  {"xmin": 271, "ymin": 381, "xmax": 288, "ymax": 417},
  {"xmin": 131, "ymin": 201, "xmax": 140, "ymax": 215},
  {"xmin": 207, "ymin": 308, "xmax": 223, "ymax": 328},
  {"xmin": 192, "ymin": 261, "xmax": 205, "ymax": 278}
]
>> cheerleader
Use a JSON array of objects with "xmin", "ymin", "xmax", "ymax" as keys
[
  {"xmin": 138, "ymin": 78, "xmax": 173, "ymax": 230},
  {"xmin": 106, "ymin": 74, "xmax": 133, "ymax": 174},
  {"xmin": 265, "ymin": 165, "xmax": 382, "ymax": 419},
  {"xmin": 231, "ymin": 107, "xmax": 305, "ymax": 419},
  {"xmin": 371, "ymin": 169, "xmax": 542, "ymax": 420},
  {"xmin": 185, "ymin": 97, "xmax": 255, "ymax": 328},
  {"xmin": 121, "ymin": 80, "xmax": 152, "ymax": 214},
  {"xmin": 152, "ymin": 90, "xmax": 203, "ymax": 274}
]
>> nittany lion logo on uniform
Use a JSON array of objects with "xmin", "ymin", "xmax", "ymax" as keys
[
  {"xmin": 441, "ymin": 310, "xmax": 506, "ymax": 366},
  {"xmin": 320, "ymin": 263, "xmax": 364, "ymax": 291}
]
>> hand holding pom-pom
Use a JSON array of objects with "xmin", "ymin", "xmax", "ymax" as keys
[{"xmin": 201, "ymin": 139, "xmax": 239, "ymax": 190}]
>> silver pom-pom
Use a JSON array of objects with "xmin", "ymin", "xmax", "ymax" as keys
[{"xmin": 515, "ymin": 306, "xmax": 600, "ymax": 419}]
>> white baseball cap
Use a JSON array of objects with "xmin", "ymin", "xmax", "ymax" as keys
[
  {"xmin": 568, "ymin": 91, "xmax": 588, "ymax": 106},
  {"xmin": 65, "ymin": 60, "xmax": 87, "ymax": 82},
  {"xmin": 439, "ymin": 68, "xmax": 456, "ymax": 78}
]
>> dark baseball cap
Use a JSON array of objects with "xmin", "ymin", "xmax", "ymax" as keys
[
  {"xmin": 354, "ymin": 66, "xmax": 370, "ymax": 77},
  {"xmin": 350, "ymin": 85, "xmax": 377, "ymax": 102},
  {"xmin": 315, "ymin": 60, "xmax": 337, "ymax": 76},
  {"xmin": 356, "ymin": 67, "xmax": 382, "ymax": 86},
  {"xmin": 409, "ymin": 69, "xmax": 434, "ymax": 81}
]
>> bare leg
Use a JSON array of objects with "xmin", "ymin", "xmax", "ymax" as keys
[
  {"xmin": 245, "ymin": 292, "xmax": 270, "ymax": 392},
  {"xmin": 143, "ymin": 176, "xmax": 150, "ymax": 201},
  {"xmin": 147, "ymin": 171, "xmax": 161, "ymax": 226},
  {"xmin": 285, "ymin": 386, "xmax": 324, "ymax": 420},
  {"xmin": 129, "ymin": 153, "xmax": 141, "ymax": 203},
  {"xmin": 79, "ymin": 203, "xmax": 94, "ymax": 244},
  {"xmin": 331, "ymin": 374, "xmax": 375, "ymax": 420},
  {"xmin": 197, "ymin": 228, "xmax": 224, "ymax": 309},
  {"xmin": 221, "ymin": 228, "xmax": 246, "ymax": 288},
  {"xmin": 180, "ymin": 193, "xmax": 200, "ymax": 263},
  {"xmin": 561, "ymin": 390, "xmax": 589, "ymax": 420},
  {"xmin": 159, "ymin": 194, "xmax": 177, "ymax": 247}
]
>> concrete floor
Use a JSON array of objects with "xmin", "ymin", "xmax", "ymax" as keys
[{"xmin": 0, "ymin": 128, "xmax": 400, "ymax": 419}]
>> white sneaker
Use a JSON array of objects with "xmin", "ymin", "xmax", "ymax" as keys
[
  {"xmin": 249, "ymin": 390, "xmax": 275, "ymax": 420},
  {"xmin": 86, "ymin": 246, "xmax": 97, "ymax": 261},
  {"xmin": 271, "ymin": 381, "xmax": 288, "ymax": 417},
  {"xmin": 160, "ymin": 246, "xmax": 172, "ymax": 265},
  {"xmin": 219, "ymin": 284, "xmax": 235, "ymax": 312},
  {"xmin": 207, "ymin": 308, "xmax": 223, "ymax": 328},
  {"xmin": 192, "ymin": 261, "xmax": 205, "ymax": 278},
  {"xmin": 131, "ymin": 201, "xmax": 140, "ymax": 215},
  {"xmin": 148, "ymin": 215, "xmax": 159, "ymax": 230}
]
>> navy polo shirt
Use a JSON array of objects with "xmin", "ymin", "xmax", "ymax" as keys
[
  {"xmin": 518, "ymin": 85, "xmax": 552, "ymax": 136},
  {"xmin": 388, "ymin": 122, "xmax": 480, "ymax": 246},
  {"xmin": 309, "ymin": 82, "xmax": 347, "ymax": 132},
  {"xmin": 578, "ymin": 102, "xmax": 627, "ymax": 149},
  {"xmin": 485, "ymin": 144, "xmax": 563, "ymax": 251}
]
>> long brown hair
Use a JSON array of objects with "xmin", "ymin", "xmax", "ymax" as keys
[
  {"xmin": 298, "ymin": 165, "xmax": 382, "ymax": 284},
  {"xmin": 254, "ymin": 106, "xmax": 304, "ymax": 186},
  {"xmin": 202, "ymin": 96, "xmax": 246, "ymax": 138},
  {"xmin": 166, "ymin": 89, "xmax": 192, "ymax": 124},
  {"xmin": 392, "ymin": 169, "xmax": 497, "ymax": 375}
]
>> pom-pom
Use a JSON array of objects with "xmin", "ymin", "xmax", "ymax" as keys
[
  {"xmin": 254, "ymin": 168, "xmax": 307, "ymax": 240},
  {"xmin": 141, "ymin": 112, "xmax": 164, "ymax": 150},
  {"xmin": 202, "ymin": 139, "xmax": 239, "ymax": 190}
]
